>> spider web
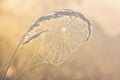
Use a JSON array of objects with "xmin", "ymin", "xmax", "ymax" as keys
[
  {"xmin": 5, "ymin": 9, "xmax": 91, "ymax": 80},
  {"xmin": 24, "ymin": 16, "xmax": 90, "ymax": 67}
]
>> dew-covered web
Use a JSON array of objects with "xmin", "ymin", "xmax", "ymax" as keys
[
  {"xmin": 19, "ymin": 9, "xmax": 91, "ymax": 66},
  {"xmin": 1, "ymin": 9, "xmax": 91, "ymax": 80}
]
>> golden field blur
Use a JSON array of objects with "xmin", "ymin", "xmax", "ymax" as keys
[{"xmin": 0, "ymin": 0, "xmax": 120, "ymax": 80}]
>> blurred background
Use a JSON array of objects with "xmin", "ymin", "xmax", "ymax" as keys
[{"xmin": 0, "ymin": 0, "xmax": 120, "ymax": 80}]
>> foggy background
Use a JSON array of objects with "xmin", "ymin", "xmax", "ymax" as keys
[{"xmin": 0, "ymin": 0, "xmax": 120, "ymax": 80}]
